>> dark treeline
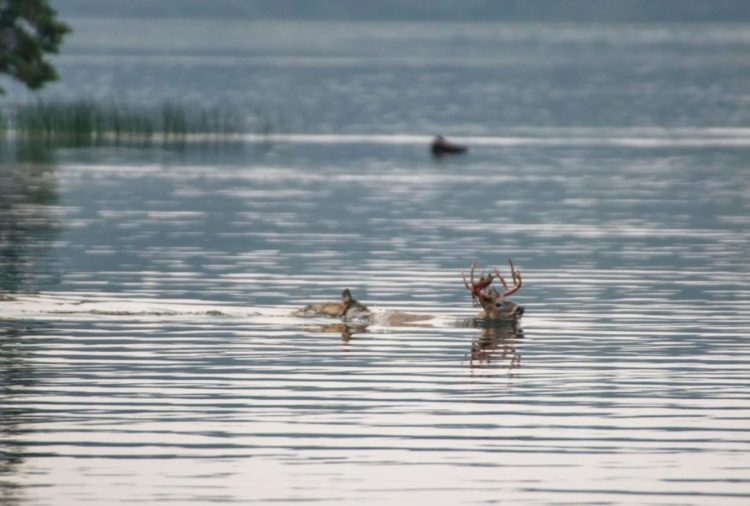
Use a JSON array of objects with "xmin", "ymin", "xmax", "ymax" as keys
[{"xmin": 55, "ymin": 0, "xmax": 750, "ymax": 22}]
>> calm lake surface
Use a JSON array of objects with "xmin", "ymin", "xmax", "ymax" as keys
[{"xmin": 1, "ymin": 18, "xmax": 750, "ymax": 505}]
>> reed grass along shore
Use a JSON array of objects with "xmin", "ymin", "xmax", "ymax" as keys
[{"xmin": 1, "ymin": 100, "xmax": 246, "ymax": 147}]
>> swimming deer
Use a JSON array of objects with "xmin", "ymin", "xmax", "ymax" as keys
[
  {"xmin": 295, "ymin": 288, "xmax": 432, "ymax": 326},
  {"xmin": 296, "ymin": 288, "xmax": 371, "ymax": 321},
  {"xmin": 461, "ymin": 260, "xmax": 524, "ymax": 321},
  {"xmin": 295, "ymin": 260, "xmax": 524, "ymax": 325}
]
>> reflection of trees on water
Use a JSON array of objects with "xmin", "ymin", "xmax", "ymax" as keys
[
  {"xmin": 0, "ymin": 319, "xmax": 42, "ymax": 506},
  {"xmin": 0, "ymin": 143, "xmax": 61, "ymax": 293}
]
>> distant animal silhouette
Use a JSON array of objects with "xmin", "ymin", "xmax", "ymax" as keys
[{"xmin": 431, "ymin": 135, "xmax": 468, "ymax": 156}]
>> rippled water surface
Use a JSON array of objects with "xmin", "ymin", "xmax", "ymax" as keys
[{"xmin": 2, "ymin": 18, "xmax": 750, "ymax": 505}]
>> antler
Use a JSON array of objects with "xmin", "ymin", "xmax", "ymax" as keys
[
  {"xmin": 462, "ymin": 261, "xmax": 497, "ymax": 305},
  {"xmin": 495, "ymin": 259, "xmax": 522, "ymax": 298},
  {"xmin": 462, "ymin": 260, "xmax": 522, "ymax": 305},
  {"xmin": 461, "ymin": 261, "xmax": 476, "ymax": 294}
]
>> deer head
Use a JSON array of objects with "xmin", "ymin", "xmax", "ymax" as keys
[{"xmin": 462, "ymin": 260, "xmax": 524, "ymax": 320}]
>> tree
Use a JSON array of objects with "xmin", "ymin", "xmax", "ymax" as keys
[{"xmin": 0, "ymin": 0, "xmax": 70, "ymax": 94}]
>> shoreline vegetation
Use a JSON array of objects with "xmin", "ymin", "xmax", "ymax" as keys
[{"xmin": 0, "ymin": 100, "xmax": 253, "ymax": 147}]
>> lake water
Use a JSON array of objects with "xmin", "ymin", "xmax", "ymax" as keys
[{"xmin": 1, "ymin": 18, "xmax": 750, "ymax": 505}]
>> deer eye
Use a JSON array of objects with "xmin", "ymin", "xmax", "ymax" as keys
[{"xmin": 494, "ymin": 302, "xmax": 503, "ymax": 308}]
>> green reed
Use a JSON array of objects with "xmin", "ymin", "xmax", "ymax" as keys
[{"xmin": 3, "ymin": 99, "xmax": 246, "ymax": 147}]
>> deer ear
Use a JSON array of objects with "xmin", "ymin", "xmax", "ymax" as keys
[{"xmin": 341, "ymin": 289, "xmax": 353, "ymax": 303}]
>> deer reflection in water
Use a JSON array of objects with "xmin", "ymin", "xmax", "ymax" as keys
[
  {"xmin": 300, "ymin": 322, "xmax": 368, "ymax": 343},
  {"xmin": 466, "ymin": 320, "xmax": 523, "ymax": 372}
]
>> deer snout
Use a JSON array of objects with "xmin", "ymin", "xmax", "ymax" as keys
[{"xmin": 513, "ymin": 305, "xmax": 525, "ymax": 317}]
